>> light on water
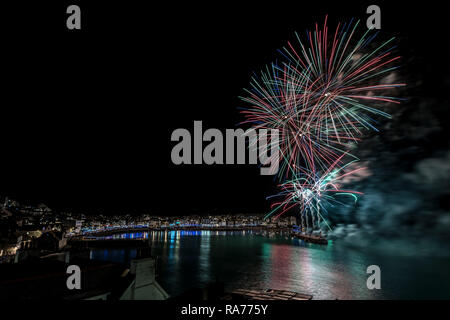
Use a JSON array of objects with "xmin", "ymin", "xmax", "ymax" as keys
[{"xmin": 89, "ymin": 231, "xmax": 450, "ymax": 299}]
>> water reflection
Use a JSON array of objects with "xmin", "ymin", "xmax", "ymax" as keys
[
  {"xmin": 199, "ymin": 231, "xmax": 211, "ymax": 283},
  {"xmin": 89, "ymin": 230, "xmax": 450, "ymax": 299}
]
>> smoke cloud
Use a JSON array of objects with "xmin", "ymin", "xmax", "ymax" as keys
[{"xmin": 327, "ymin": 68, "xmax": 450, "ymax": 257}]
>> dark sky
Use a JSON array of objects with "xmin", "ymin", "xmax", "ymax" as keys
[{"xmin": 1, "ymin": 1, "xmax": 449, "ymax": 220}]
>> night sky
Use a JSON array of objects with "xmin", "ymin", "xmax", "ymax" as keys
[{"xmin": 1, "ymin": 0, "xmax": 449, "ymax": 243}]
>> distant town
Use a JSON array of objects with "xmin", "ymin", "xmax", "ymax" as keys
[{"xmin": 0, "ymin": 195, "xmax": 298, "ymax": 263}]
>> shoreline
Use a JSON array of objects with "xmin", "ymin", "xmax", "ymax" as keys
[
  {"xmin": 72, "ymin": 226, "xmax": 293, "ymax": 238},
  {"xmin": 70, "ymin": 227, "xmax": 329, "ymax": 246}
]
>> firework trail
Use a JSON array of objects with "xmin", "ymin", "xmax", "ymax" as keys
[
  {"xmin": 265, "ymin": 154, "xmax": 365, "ymax": 233},
  {"xmin": 240, "ymin": 16, "xmax": 405, "ymax": 179}
]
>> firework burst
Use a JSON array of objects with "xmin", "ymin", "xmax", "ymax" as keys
[
  {"xmin": 265, "ymin": 154, "xmax": 365, "ymax": 232},
  {"xmin": 240, "ymin": 16, "xmax": 405, "ymax": 178}
]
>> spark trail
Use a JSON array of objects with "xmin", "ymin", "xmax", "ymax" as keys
[{"xmin": 240, "ymin": 17, "xmax": 405, "ymax": 179}]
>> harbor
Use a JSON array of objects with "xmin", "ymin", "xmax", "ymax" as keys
[{"xmin": 74, "ymin": 226, "xmax": 329, "ymax": 245}]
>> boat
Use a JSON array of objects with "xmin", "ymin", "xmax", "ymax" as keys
[{"xmin": 293, "ymin": 232, "xmax": 328, "ymax": 245}]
